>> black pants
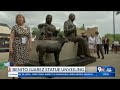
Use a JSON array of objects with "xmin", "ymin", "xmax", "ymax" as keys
[
  {"xmin": 114, "ymin": 46, "xmax": 118, "ymax": 53},
  {"xmin": 97, "ymin": 44, "xmax": 104, "ymax": 58},
  {"xmin": 104, "ymin": 44, "xmax": 109, "ymax": 54}
]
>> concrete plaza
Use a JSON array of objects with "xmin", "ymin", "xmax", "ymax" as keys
[{"xmin": 0, "ymin": 52, "xmax": 120, "ymax": 79}]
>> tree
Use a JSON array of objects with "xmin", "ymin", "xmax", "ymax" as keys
[
  {"xmin": 58, "ymin": 30, "xmax": 64, "ymax": 36},
  {"xmin": 82, "ymin": 24, "xmax": 85, "ymax": 30},
  {"xmin": 116, "ymin": 11, "xmax": 120, "ymax": 15},
  {"xmin": 31, "ymin": 27, "xmax": 41, "ymax": 39},
  {"xmin": 79, "ymin": 24, "xmax": 85, "ymax": 30},
  {"xmin": 103, "ymin": 33, "xmax": 120, "ymax": 44}
]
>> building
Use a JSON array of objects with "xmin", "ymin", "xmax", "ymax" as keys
[
  {"xmin": 0, "ymin": 23, "xmax": 11, "ymax": 48},
  {"xmin": 77, "ymin": 27, "xmax": 98, "ymax": 37}
]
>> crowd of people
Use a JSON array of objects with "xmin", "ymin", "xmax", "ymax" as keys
[
  {"xmin": 111, "ymin": 40, "xmax": 120, "ymax": 53},
  {"xmin": 86, "ymin": 31, "xmax": 120, "ymax": 59}
]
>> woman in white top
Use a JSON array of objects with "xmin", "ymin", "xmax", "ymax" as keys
[{"xmin": 88, "ymin": 34, "xmax": 95, "ymax": 56}]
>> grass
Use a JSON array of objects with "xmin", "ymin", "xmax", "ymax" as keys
[{"xmin": 0, "ymin": 61, "xmax": 7, "ymax": 69}]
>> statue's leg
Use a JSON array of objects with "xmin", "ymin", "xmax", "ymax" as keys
[
  {"xmin": 38, "ymin": 52, "xmax": 45, "ymax": 66},
  {"xmin": 73, "ymin": 36, "xmax": 85, "ymax": 57},
  {"xmin": 78, "ymin": 39, "xmax": 84, "ymax": 56},
  {"xmin": 78, "ymin": 39, "xmax": 89, "ymax": 59},
  {"xmin": 54, "ymin": 52, "xmax": 60, "ymax": 66},
  {"xmin": 83, "ymin": 38, "xmax": 91, "ymax": 56},
  {"xmin": 76, "ymin": 36, "xmax": 92, "ymax": 58}
]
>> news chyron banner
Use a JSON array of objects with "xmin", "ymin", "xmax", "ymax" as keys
[{"xmin": 8, "ymin": 66, "xmax": 115, "ymax": 77}]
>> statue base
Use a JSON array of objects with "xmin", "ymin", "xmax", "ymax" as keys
[
  {"xmin": 28, "ymin": 40, "xmax": 96, "ymax": 66},
  {"xmin": 27, "ymin": 57, "xmax": 96, "ymax": 66}
]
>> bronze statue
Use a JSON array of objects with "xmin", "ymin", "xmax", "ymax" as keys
[
  {"xmin": 38, "ymin": 14, "xmax": 60, "ymax": 40},
  {"xmin": 64, "ymin": 13, "xmax": 92, "ymax": 58},
  {"xmin": 36, "ymin": 35, "xmax": 68, "ymax": 66},
  {"xmin": 37, "ymin": 14, "xmax": 67, "ymax": 66}
]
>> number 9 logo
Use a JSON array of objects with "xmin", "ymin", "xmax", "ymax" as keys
[{"xmin": 98, "ymin": 67, "xmax": 102, "ymax": 72}]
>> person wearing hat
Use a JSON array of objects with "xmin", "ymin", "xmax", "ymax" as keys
[
  {"xmin": 95, "ymin": 31, "xmax": 104, "ymax": 59},
  {"xmin": 81, "ymin": 31, "xmax": 88, "ymax": 42}
]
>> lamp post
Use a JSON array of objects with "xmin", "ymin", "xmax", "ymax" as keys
[{"xmin": 113, "ymin": 11, "xmax": 115, "ymax": 41}]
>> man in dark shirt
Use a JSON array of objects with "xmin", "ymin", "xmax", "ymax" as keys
[{"xmin": 102, "ymin": 36, "xmax": 109, "ymax": 54}]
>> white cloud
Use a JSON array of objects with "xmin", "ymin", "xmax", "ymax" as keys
[
  {"xmin": 0, "ymin": 12, "xmax": 8, "ymax": 18},
  {"xmin": 0, "ymin": 11, "xmax": 120, "ymax": 37}
]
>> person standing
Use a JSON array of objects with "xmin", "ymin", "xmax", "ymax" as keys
[
  {"xmin": 103, "ymin": 36, "xmax": 109, "ymax": 54},
  {"xmin": 95, "ymin": 31, "xmax": 104, "ymax": 59},
  {"xmin": 9, "ymin": 14, "xmax": 32, "ymax": 66},
  {"xmin": 113, "ymin": 40, "xmax": 119, "ymax": 53},
  {"xmin": 113, "ymin": 40, "xmax": 117, "ymax": 53},
  {"xmin": 88, "ymin": 34, "xmax": 95, "ymax": 56}
]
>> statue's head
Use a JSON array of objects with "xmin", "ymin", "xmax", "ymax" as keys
[
  {"xmin": 46, "ymin": 14, "xmax": 52, "ymax": 24},
  {"xmin": 69, "ymin": 13, "xmax": 75, "ymax": 22}
]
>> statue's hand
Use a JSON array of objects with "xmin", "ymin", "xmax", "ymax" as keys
[
  {"xmin": 72, "ymin": 25, "xmax": 76, "ymax": 30},
  {"xmin": 38, "ymin": 24, "xmax": 47, "ymax": 29}
]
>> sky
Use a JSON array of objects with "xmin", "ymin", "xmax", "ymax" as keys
[{"xmin": 0, "ymin": 11, "xmax": 120, "ymax": 37}]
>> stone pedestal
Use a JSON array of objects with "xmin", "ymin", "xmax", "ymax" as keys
[
  {"xmin": 28, "ymin": 40, "xmax": 96, "ymax": 66},
  {"xmin": 29, "ymin": 40, "xmax": 78, "ymax": 65}
]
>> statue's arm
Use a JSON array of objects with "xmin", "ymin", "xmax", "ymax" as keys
[
  {"xmin": 38, "ymin": 23, "xmax": 47, "ymax": 29},
  {"xmin": 48, "ymin": 25, "xmax": 60, "ymax": 37},
  {"xmin": 49, "ymin": 25, "xmax": 56, "ymax": 32},
  {"xmin": 64, "ymin": 21, "xmax": 76, "ymax": 36},
  {"xmin": 75, "ymin": 28, "xmax": 77, "ymax": 36}
]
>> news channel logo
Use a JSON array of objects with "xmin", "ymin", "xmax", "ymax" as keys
[{"xmin": 97, "ymin": 66, "xmax": 115, "ymax": 73}]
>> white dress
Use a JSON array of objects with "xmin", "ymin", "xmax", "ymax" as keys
[{"xmin": 88, "ymin": 37, "xmax": 95, "ymax": 49}]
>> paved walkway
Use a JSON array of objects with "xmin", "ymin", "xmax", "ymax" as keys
[{"xmin": 0, "ymin": 52, "xmax": 120, "ymax": 79}]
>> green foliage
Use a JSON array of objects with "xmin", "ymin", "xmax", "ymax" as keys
[
  {"xmin": 31, "ymin": 27, "xmax": 65, "ymax": 39},
  {"xmin": 58, "ymin": 31, "xmax": 64, "ymax": 36},
  {"xmin": 116, "ymin": 11, "xmax": 120, "ymax": 15},
  {"xmin": 78, "ymin": 24, "xmax": 85, "ymax": 30},
  {"xmin": 115, "ymin": 34, "xmax": 120, "ymax": 41},
  {"xmin": 104, "ymin": 33, "xmax": 120, "ymax": 44},
  {"xmin": 31, "ymin": 27, "xmax": 41, "ymax": 39}
]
